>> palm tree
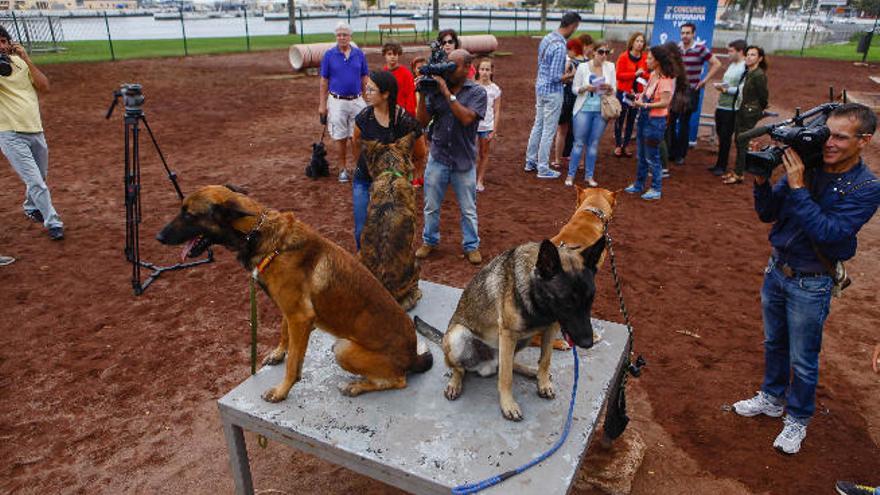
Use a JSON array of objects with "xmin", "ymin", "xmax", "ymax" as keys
[
  {"xmin": 288, "ymin": 0, "xmax": 297, "ymax": 35},
  {"xmin": 432, "ymin": 0, "xmax": 439, "ymax": 32}
]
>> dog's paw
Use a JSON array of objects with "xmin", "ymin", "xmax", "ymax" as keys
[
  {"xmin": 537, "ymin": 382, "xmax": 556, "ymax": 400},
  {"xmin": 261, "ymin": 387, "xmax": 288, "ymax": 403},
  {"xmin": 552, "ymin": 338, "xmax": 572, "ymax": 351},
  {"xmin": 261, "ymin": 350, "xmax": 287, "ymax": 367},
  {"xmin": 500, "ymin": 399, "xmax": 524, "ymax": 422},
  {"xmin": 339, "ymin": 381, "xmax": 364, "ymax": 397},
  {"xmin": 444, "ymin": 381, "xmax": 462, "ymax": 401}
]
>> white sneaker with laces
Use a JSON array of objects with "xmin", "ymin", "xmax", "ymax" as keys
[
  {"xmin": 564, "ymin": 176, "xmax": 574, "ymax": 186},
  {"xmin": 774, "ymin": 416, "xmax": 807, "ymax": 454},
  {"xmin": 338, "ymin": 169, "xmax": 351, "ymax": 183},
  {"xmin": 733, "ymin": 391, "xmax": 784, "ymax": 417}
]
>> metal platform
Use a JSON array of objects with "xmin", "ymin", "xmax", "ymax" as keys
[{"xmin": 218, "ymin": 280, "xmax": 629, "ymax": 495}]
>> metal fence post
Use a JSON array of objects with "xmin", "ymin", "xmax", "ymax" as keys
[
  {"xmin": 104, "ymin": 11, "xmax": 116, "ymax": 61},
  {"xmin": 179, "ymin": 6, "xmax": 189, "ymax": 56},
  {"xmin": 459, "ymin": 6, "xmax": 462, "ymax": 34},
  {"xmin": 21, "ymin": 14, "xmax": 33, "ymax": 52},
  {"xmin": 10, "ymin": 11, "xmax": 23, "ymax": 45},
  {"xmin": 298, "ymin": 7, "xmax": 304, "ymax": 43},
  {"xmin": 347, "ymin": 8, "xmax": 351, "ymax": 25},
  {"xmin": 488, "ymin": 8, "xmax": 492, "ymax": 34},
  {"xmin": 47, "ymin": 15, "xmax": 58, "ymax": 51},
  {"xmin": 800, "ymin": 1, "xmax": 813, "ymax": 57},
  {"xmin": 601, "ymin": 1, "xmax": 607, "ymax": 38},
  {"xmin": 244, "ymin": 7, "xmax": 250, "ymax": 51},
  {"xmin": 389, "ymin": 5, "xmax": 393, "ymax": 25},
  {"xmin": 514, "ymin": 8, "xmax": 518, "ymax": 35},
  {"xmin": 526, "ymin": 8, "xmax": 530, "ymax": 34}
]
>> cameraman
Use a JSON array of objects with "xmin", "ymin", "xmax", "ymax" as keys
[
  {"xmin": 733, "ymin": 103, "xmax": 880, "ymax": 454},
  {"xmin": 0, "ymin": 27, "xmax": 63, "ymax": 240},
  {"xmin": 414, "ymin": 49, "xmax": 487, "ymax": 265}
]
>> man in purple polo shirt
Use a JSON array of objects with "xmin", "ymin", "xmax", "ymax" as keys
[
  {"xmin": 319, "ymin": 21, "xmax": 369, "ymax": 182},
  {"xmin": 667, "ymin": 22, "xmax": 721, "ymax": 167}
]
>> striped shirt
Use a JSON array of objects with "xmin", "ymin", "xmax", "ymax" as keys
[
  {"xmin": 678, "ymin": 41, "xmax": 712, "ymax": 89},
  {"xmin": 535, "ymin": 31, "xmax": 567, "ymax": 96}
]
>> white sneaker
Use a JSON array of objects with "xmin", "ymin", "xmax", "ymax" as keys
[
  {"xmin": 564, "ymin": 176, "xmax": 574, "ymax": 186},
  {"xmin": 585, "ymin": 178, "xmax": 599, "ymax": 187},
  {"xmin": 338, "ymin": 169, "xmax": 351, "ymax": 183},
  {"xmin": 733, "ymin": 391, "xmax": 784, "ymax": 417},
  {"xmin": 773, "ymin": 416, "xmax": 807, "ymax": 454}
]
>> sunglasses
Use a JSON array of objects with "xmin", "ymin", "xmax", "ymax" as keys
[
  {"xmin": 442, "ymin": 39, "xmax": 456, "ymax": 46},
  {"xmin": 596, "ymin": 48, "xmax": 611, "ymax": 55}
]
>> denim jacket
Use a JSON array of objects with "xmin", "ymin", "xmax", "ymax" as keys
[{"xmin": 754, "ymin": 160, "xmax": 880, "ymax": 272}]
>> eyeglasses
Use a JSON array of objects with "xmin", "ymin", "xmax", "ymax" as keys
[
  {"xmin": 596, "ymin": 49, "xmax": 611, "ymax": 55},
  {"xmin": 442, "ymin": 39, "xmax": 456, "ymax": 46},
  {"xmin": 364, "ymin": 86, "xmax": 379, "ymax": 94}
]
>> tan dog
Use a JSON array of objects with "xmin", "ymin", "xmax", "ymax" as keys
[
  {"xmin": 156, "ymin": 185, "xmax": 433, "ymax": 402},
  {"xmin": 532, "ymin": 185, "xmax": 618, "ymax": 350}
]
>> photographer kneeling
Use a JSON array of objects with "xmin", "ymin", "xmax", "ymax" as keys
[
  {"xmin": 415, "ymin": 49, "xmax": 487, "ymax": 265},
  {"xmin": 733, "ymin": 103, "xmax": 880, "ymax": 454}
]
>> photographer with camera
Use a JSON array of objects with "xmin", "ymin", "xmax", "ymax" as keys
[
  {"xmin": 733, "ymin": 103, "xmax": 880, "ymax": 455},
  {"xmin": 414, "ymin": 49, "xmax": 487, "ymax": 265},
  {"xmin": 0, "ymin": 27, "xmax": 63, "ymax": 240}
]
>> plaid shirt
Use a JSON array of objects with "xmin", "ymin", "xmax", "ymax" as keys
[{"xmin": 535, "ymin": 31, "xmax": 567, "ymax": 96}]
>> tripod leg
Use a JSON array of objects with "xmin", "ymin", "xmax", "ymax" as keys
[{"xmin": 142, "ymin": 115, "xmax": 184, "ymax": 200}]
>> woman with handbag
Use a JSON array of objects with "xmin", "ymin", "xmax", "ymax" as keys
[
  {"xmin": 567, "ymin": 40, "xmax": 616, "ymax": 187},
  {"xmin": 624, "ymin": 44, "xmax": 677, "ymax": 201},
  {"xmin": 723, "ymin": 45, "xmax": 769, "ymax": 185}
]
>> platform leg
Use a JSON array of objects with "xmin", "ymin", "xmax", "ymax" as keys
[{"xmin": 222, "ymin": 419, "xmax": 254, "ymax": 495}]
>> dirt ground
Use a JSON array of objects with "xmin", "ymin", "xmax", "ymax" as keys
[{"xmin": 1, "ymin": 37, "xmax": 878, "ymax": 495}]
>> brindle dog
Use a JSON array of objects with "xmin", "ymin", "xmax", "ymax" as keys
[{"xmin": 359, "ymin": 134, "xmax": 422, "ymax": 311}]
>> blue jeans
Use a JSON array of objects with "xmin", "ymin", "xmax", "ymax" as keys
[
  {"xmin": 525, "ymin": 92, "xmax": 564, "ymax": 173},
  {"xmin": 633, "ymin": 111, "xmax": 666, "ymax": 192},
  {"xmin": 422, "ymin": 155, "xmax": 479, "ymax": 252},
  {"xmin": 352, "ymin": 177, "xmax": 371, "ymax": 250},
  {"xmin": 760, "ymin": 257, "xmax": 832, "ymax": 424},
  {"xmin": 568, "ymin": 109, "xmax": 606, "ymax": 180}
]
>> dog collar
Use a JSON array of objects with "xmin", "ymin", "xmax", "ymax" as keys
[
  {"xmin": 252, "ymin": 249, "xmax": 280, "ymax": 281},
  {"xmin": 579, "ymin": 206, "xmax": 608, "ymax": 223},
  {"xmin": 244, "ymin": 210, "xmax": 269, "ymax": 244}
]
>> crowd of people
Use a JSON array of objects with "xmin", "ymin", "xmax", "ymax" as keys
[{"xmin": 312, "ymin": 17, "xmax": 880, "ymax": 463}]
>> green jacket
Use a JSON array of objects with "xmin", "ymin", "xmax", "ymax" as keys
[{"xmin": 735, "ymin": 67, "xmax": 768, "ymax": 123}]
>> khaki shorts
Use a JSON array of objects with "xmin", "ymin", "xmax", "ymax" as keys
[{"xmin": 327, "ymin": 95, "xmax": 366, "ymax": 140}]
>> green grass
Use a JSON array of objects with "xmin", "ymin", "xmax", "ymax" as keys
[
  {"xmin": 777, "ymin": 41, "xmax": 880, "ymax": 62},
  {"xmin": 30, "ymin": 29, "xmax": 602, "ymax": 64}
]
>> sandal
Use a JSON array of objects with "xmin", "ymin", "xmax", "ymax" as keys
[
  {"xmin": 722, "ymin": 174, "xmax": 744, "ymax": 185},
  {"xmin": 613, "ymin": 147, "xmax": 623, "ymax": 157},
  {"xmin": 624, "ymin": 148, "xmax": 633, "ymax": 157}
]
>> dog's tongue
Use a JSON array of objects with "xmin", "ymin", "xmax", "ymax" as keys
[
  {"xmin": 564, "ymin": 334, "xmax": 575, "ymax": 348},
  {"xmin": 181, "ymin": 238, "xmax": 198, "ymax": 263}
]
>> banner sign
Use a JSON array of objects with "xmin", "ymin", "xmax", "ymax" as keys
[{"xmin": 651, "ymin": 0, "xmax": 718, "ymax": 144}]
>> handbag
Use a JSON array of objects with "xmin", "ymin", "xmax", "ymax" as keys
[{"xmin": 601, "ymin": 93, "xmax": 622, "ymax": 120}]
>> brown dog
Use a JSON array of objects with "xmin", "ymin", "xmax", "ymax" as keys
[
  {"xmin": 156, "ymin": 185, "xmax": 432, "ymax": 402},
  {"xmin": 532, "ymin": 185, "xmax": 618, "ymax": 350},
  {"xmin": 358, "ymin": 135, "xmax": 422, "ymax": 311}
]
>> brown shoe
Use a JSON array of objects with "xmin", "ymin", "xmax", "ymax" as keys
[
  {"xmin": 466, "ymin": 249, "xmax": 482, "ymax": 265},
  {"xmin": 415, "ymin": 244, "xmax": 434, "ymax": 259}
]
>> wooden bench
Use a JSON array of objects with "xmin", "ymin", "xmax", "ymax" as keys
[{"xmin": 378, "ymin": 23, "xmax": 421, "ymax": 45}]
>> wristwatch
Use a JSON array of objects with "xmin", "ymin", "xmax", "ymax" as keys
[{"xmin": 449, "ymin": 94, "xmax": 457, "ymax": 103}]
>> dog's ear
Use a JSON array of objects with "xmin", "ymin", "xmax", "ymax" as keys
[
  {"xmin": 581, "ymin": 236, "xmax": 607, "ymax": 270},
  {"xmin": 214, "ymin": 196, "xmax": 256, "ymax": 222},
  {"xmin": 536, "ymin": 239, "xmax": 563, "ymax": 279},
  {"xmin": 393, "ymin": 133, "xmax": 415, "ymax": 154},
  {"xmin": 363, "ymin": 139, "xmax": 384, "ymax": 162},
  {"xmin": 224, "ymin": 184, "xmax": 249, "ymax": 195},
  {"xmin": 575, "ymin": 184, "xmax": 587, "ymax": 207}
]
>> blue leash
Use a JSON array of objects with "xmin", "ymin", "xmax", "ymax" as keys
[{"xmin": 451, "ymin": 346, "xmax": 580, "ymax": 495}]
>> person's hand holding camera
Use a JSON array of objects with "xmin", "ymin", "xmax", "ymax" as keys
[
  {"xmin": 432, "ymin": 75, "xmax": 451, "ymax": 100},
  {"xmin": 782, "ymin": 147, "xmax": 806, "ymax": 189}
]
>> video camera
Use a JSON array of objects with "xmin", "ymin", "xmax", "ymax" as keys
[
  {"xmin": 106, "ymin": 83, "xmax": 146, "ymax": 119},
  {"xmin": 0, "ymin": 53, "xmax": 12, "ymax": 77},
  {"xmin": 416, "ymin": 41, "xmax": 457, "ymax": 94},
  {"xmin": 738, "ymin": 101, "xmax": 840, "ymax": 178}
]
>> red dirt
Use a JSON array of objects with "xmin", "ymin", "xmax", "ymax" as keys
[{"xmin": 1, "ymin": 37, "xmax": 878, "ymax": 494}]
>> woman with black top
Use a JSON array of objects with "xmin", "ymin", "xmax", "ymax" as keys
[{"xmin": 351, "ymin": 71, "xmax": 427, "ymax": 250}]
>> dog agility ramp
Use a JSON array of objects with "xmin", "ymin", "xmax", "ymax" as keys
[{"xmin": 218, "ymin": 280, "xmax": 629, "ymax": 495}]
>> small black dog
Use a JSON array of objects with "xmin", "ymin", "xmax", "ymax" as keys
[{"xmin": 305, "ymin": 141, "xmax": 329, "ymax": 178}]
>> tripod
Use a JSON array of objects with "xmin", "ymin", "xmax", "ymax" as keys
[{"xmin": 106, "ymin": 85, "xmax": 213, "ymax": 296}]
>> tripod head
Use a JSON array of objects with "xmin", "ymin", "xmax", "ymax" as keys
[{"xmin": 106, "ymin": 83, "xmax": 146, "ymax": 120}]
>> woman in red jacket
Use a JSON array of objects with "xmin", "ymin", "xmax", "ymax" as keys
[{"xmin": 614, "ymin": 32, "xmax": 648, "ymax": 158}]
